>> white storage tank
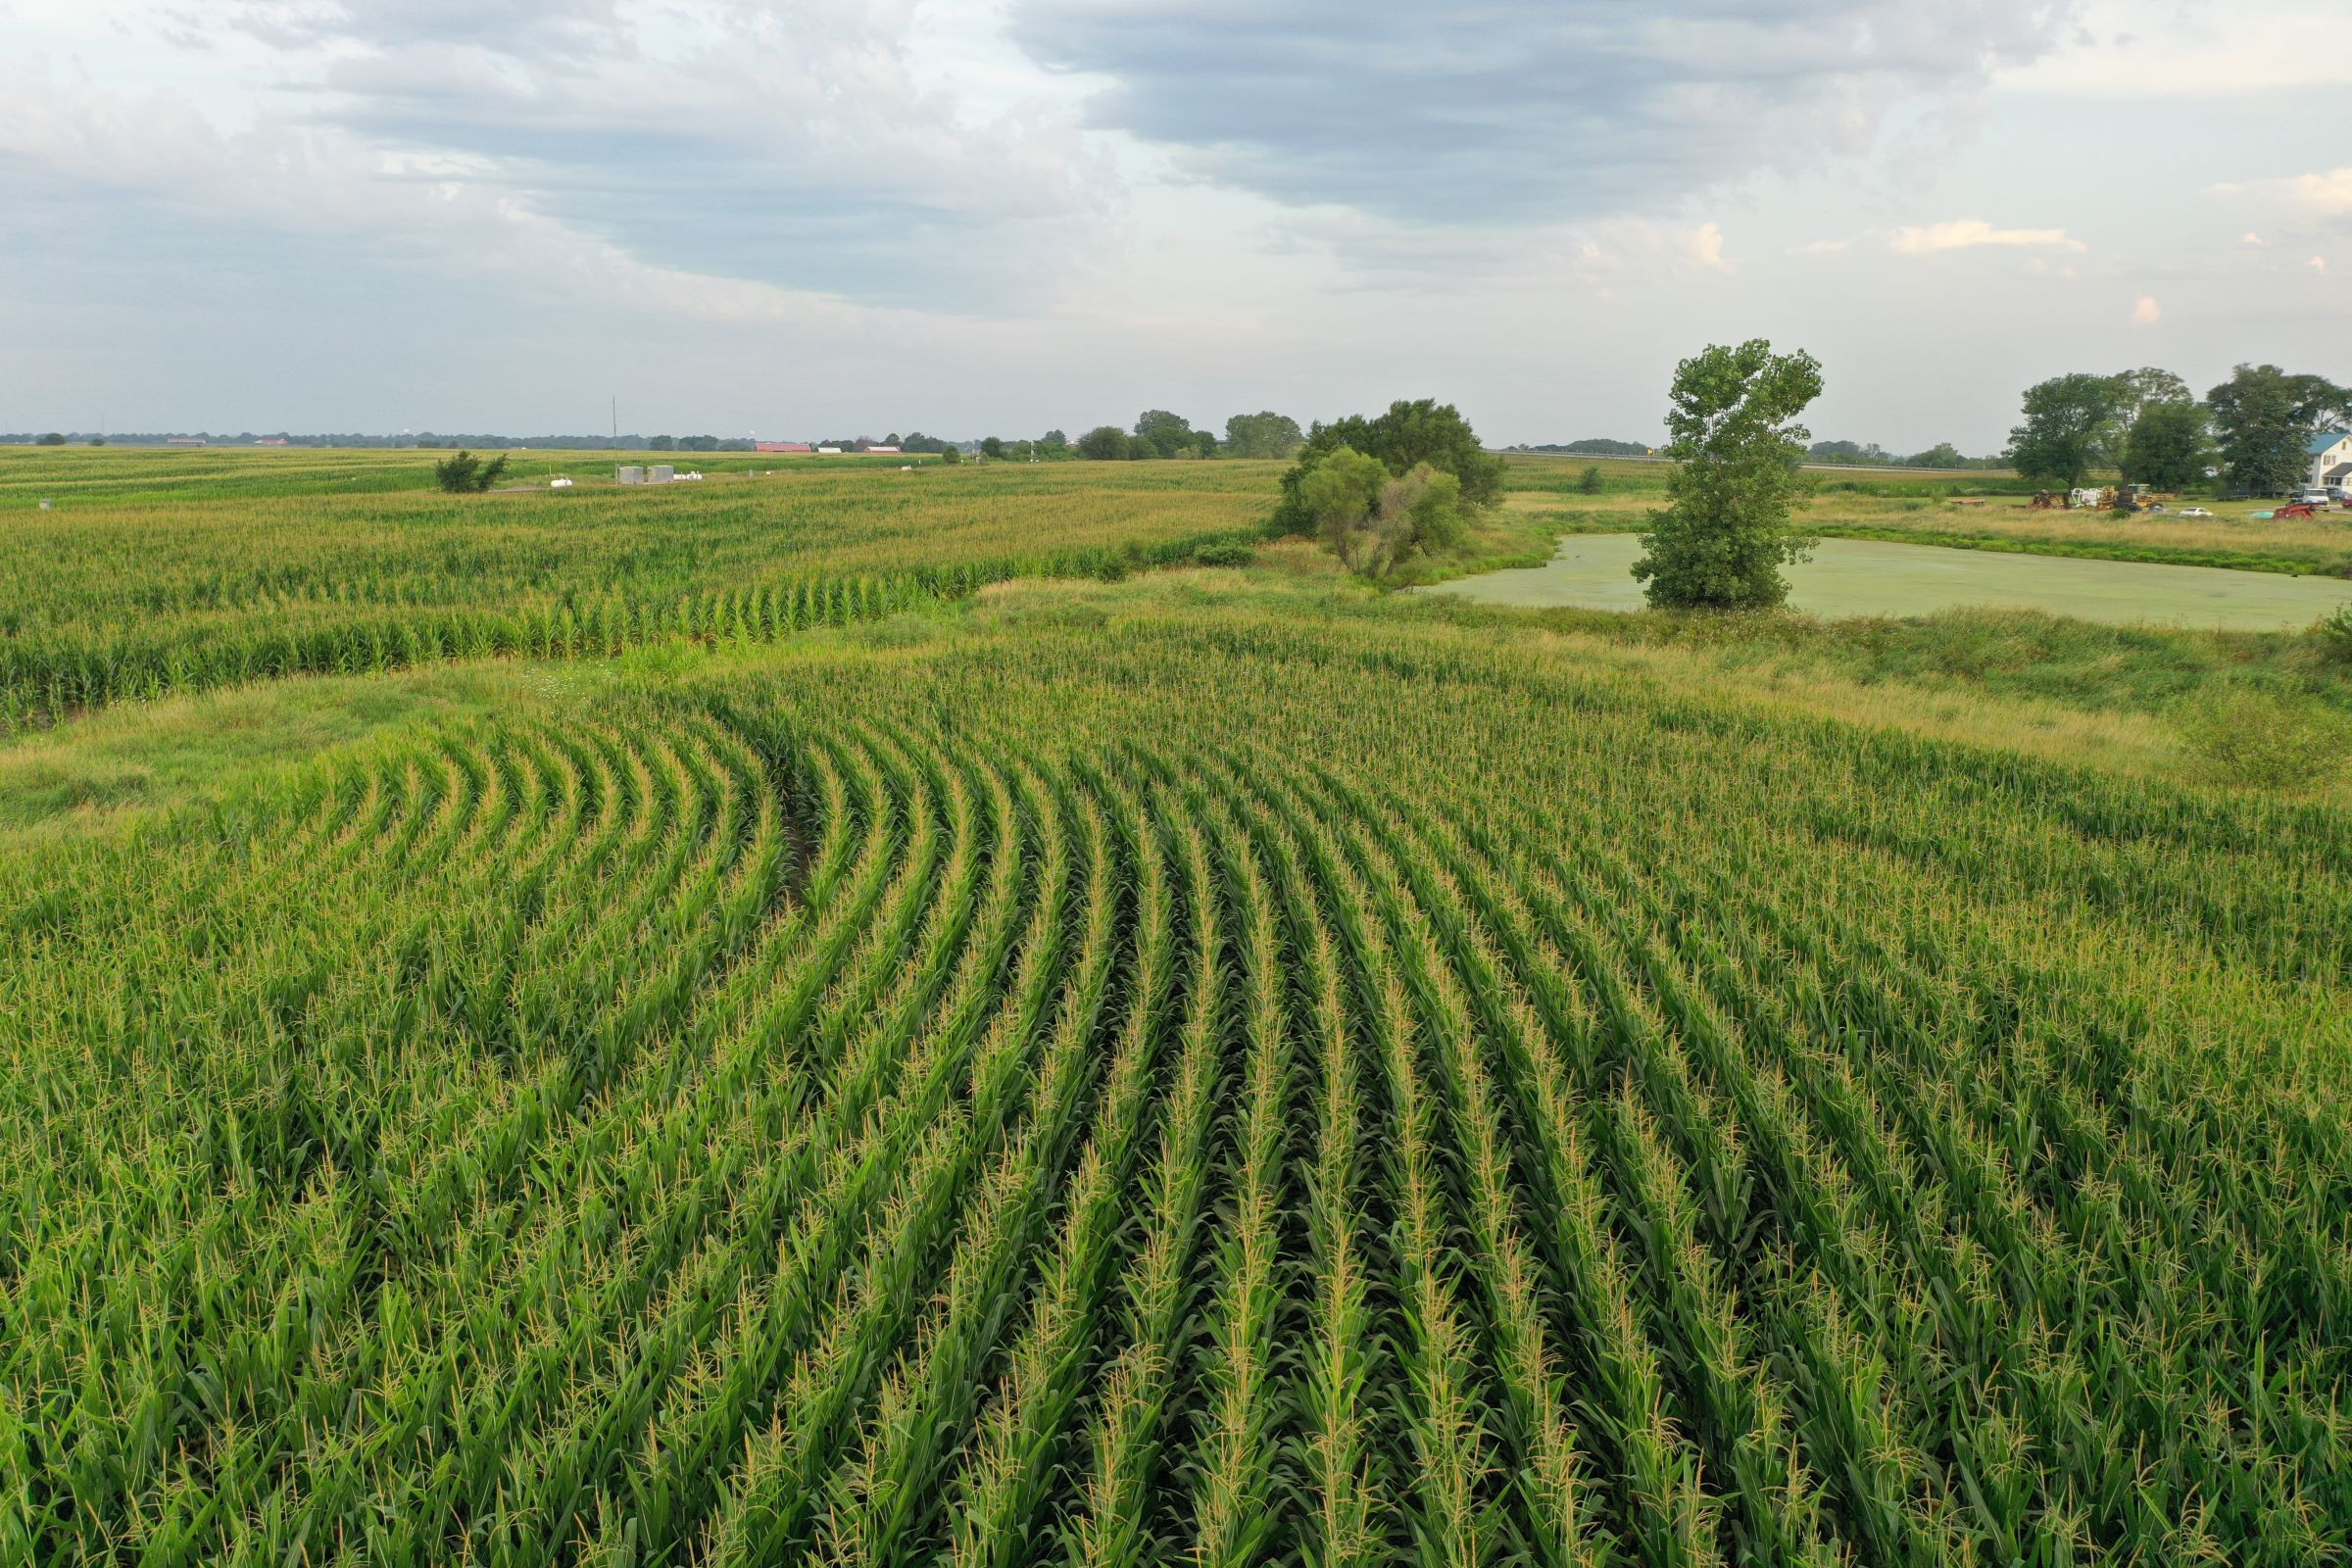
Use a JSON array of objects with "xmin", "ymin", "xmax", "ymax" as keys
[{"xmin": 616, "ymin": 466, "xmax": 644, "ymax": 484}]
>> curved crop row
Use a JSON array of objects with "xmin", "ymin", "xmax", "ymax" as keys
[{"xmin": 5, "ymin": 608, "xmax": 2346, "ymax": 1566}]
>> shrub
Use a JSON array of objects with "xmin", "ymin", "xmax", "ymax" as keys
[
  {"xmin": 1191, "ymin": 540, "xmax": 1256, "ymax": 567},
  {"xmin": 1300, "ymin": 447, "xmax": 1391, "ymax": 572},
  {"xmin": 1578, "ymin": 465, "xmax": 1604, "ymax": 494},
  {"xmin": 2173, "ymin": 687, "xmax": 2352, "ymax": 793},
  {"xmin": 434, "ymin": 451, "xmax": 511, "ymax": 493},
  {"xmin": 2312, "ymin": 605, "xmax": 2352, "ymax": 666},
  {"xmin": 1078, "ymin": 426, "xmax": 1136, "ymax": 461}
]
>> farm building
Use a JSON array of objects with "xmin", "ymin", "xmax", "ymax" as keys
[
  {"xmin": 755, "ymin": 441, "xmax": 811, "ymax": 453},
  {"xmin": 2311, "ymin": 430, "xmax": 2351, "ymax": 490}
]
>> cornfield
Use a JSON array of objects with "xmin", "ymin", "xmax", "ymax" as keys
[
  {"xmin": 4, "ymin": 592, "xmax": 2346, "ymax": 1566},
  {"xmin": 0, "ymin": 456, "xmax": 1273, "ymax": 730}
]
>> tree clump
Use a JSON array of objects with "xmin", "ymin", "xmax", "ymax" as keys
[
  {"xmin": 2006, "ymin": 372, "xmax": 2126, "ymax": 491},
  {"xmin": 1634, "ymin": 339, "xmax": 1824, "ymax": 611},
  {"xmin": 2119, "ymin": 399, "xmax": 2212, "ymax": 491},
  {"xmin": 1222, "ymin": 411, "xmax": 1304, "ymax": 460},
  {"xmin": 1272, "ymin": 398, "xmax": 1502, "ymax": 542},
  {"xmin": 1076, "ymin": 425, "xmax": 1134, "ymax": 461},
  {"xmin": 1299, "ymin": 447, "xmax": 1467, "ymax": 578},
  {"xmin": 433, "ymin": 450, "xmax": 511, "ymax": 493},
  {"xmin": 1133, "ymin": 410, "xmax": 1210, "ymax": 459},
  {"xmin": 2207, "ymin": 365, "xmax": 2349, "ymax": 495}
]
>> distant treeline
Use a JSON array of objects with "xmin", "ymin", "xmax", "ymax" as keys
[
  {"xmin": 1503, "ymin": 437, "xmax": 2004, "ymax": 468},
  {"xmin": 3, "ymin": 433, "xmax": 765, "ymax": 451},
  {"xmin": 1805, "ymin": 440, "xmax": 2004, "ymax": 468},
  {"xmin": 1503, "ymin": 438, "xmax": 1652, "ymax": 456}
]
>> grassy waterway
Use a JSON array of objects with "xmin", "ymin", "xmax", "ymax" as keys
[{"xmin": 1425, "ymin": 532, "xmax": 2352, "ymax": 629}]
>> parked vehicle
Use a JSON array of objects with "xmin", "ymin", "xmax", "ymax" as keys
[
  {"xmin": 2292, "ymin": 489, "xmax": 2330, "ymax": 508},
  {"xmin": 2176, "ymin": 506, "xmax": 2214, "ymax": 518}
]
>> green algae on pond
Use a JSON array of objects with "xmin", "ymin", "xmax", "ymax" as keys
[{"xmin": 1423, "ymin": 533, "xmax": 2352, "ymax": 630}]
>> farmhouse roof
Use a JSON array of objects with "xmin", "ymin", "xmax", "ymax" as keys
[{"xmin": 2308, "ymin": 430, "xmax": 2351, "ymax": 455}]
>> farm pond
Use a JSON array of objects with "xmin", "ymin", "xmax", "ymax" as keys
[{"xmin": 1423, "ymin": 533, "xmax": 2352, "ymax": 630}]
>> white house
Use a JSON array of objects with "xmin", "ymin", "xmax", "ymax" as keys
[{"xmin": 2311, "ymin": 430, "xmax": 2352, "ymax": 490}]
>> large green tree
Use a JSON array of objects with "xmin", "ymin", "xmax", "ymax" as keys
[
  {"xmin": 1632, "ymin": 339, "xmax": 1824, "ymax": 611},
  {"xmin": 1132, "ymin": 410, "xmax": 1198, "ymax": 459},
  {"xmin": 2119, "ymin": 399, "xmax": 2212, "ymax": 491},
  {"xmin": 1076, "ymin": 425, "xmax": 1135, "ymax": 461},
  {"xmin": 1271, "ymin": 399, "xmax": 1502, "ymax": 534},
  {"xmin": 2206, "ymin": 365, "xmax": 2348, "ymax": 495},
  {"xmin": 2118, "ymin": 367, "xmax": 2192, "ymax": 418},
  {"xmin": 1222, "ymin": 411, "xmax": 1304, "ymax": 459},
  {"xmin": 2005, "ymin": 373, "xmax": 2128, "ymax": 490}
]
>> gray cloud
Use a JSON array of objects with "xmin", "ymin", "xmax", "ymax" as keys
[
  {"xmin": 1010, "ymin": 0, "xmax": 2080, "ymax": 224},
  {"xmin": 171, "ymin": 0, "xmax": 1115, "ymax": 308}
]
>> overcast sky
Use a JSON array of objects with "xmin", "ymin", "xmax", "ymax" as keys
[{"xmin": 4, "ymin": 0, "xmax": 2346, "ymax": 449}]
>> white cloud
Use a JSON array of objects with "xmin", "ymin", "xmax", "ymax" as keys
[
  {"xmin": 2132, "ymin": 294, "xmax": 2160, "ymax": 324},
  {"xmin": 2279, "ymin": 170, "xmax": 2352, "ymax": 216},
  {"xmin": 1887, "ymin": 220, "xmax": 2085, "ymax": 256},
  {"xmin": 2312, "ymin": 256, "xmax": 2329, "ymax": 272},
  {"xmin": 2242, "ymin": 231, "xmax": 2266, "ymax": 246},
  {"xmin": 2000, "ymin": 2, "xmax": 2352, "ymax": 96},
  {"xmin": 1689, "ymin": 222, "xmax": 1731, "ymax": 273},
  {"xmin": 1797, "ymin": 237, "xmax": 1853, "ymax": 255},
  {"xmin": 2209, "ymin": 170, "xmax": 2352, "ymax": 215}
]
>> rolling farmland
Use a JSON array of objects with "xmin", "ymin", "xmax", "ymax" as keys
[
  {"xmin": 0, "ymin": 452, "xmax": 1273, "ymax": 731},
  {"xmin": 2, "ymin": 453, "xmax": 2349, "ymax": 1565}
]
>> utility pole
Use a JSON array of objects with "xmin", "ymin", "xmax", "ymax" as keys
[{"xmin": 611, "ymin": 396, "xmax": 617, "ymax": 444}]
